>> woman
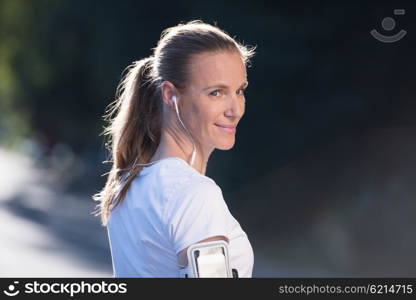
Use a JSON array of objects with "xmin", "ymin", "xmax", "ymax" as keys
[{"xmin": 92, "ymin": 20, "xmax": 256, "ymax": 277}]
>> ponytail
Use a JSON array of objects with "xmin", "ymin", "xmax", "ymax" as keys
[{"xmin": 92, "ymin": 56, "xmax": 162, "ymax": 226}]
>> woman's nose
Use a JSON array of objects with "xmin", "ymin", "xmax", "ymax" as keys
[{"xmin": 225, "ymin": 94, "xmax": 245, "ymax": 118}]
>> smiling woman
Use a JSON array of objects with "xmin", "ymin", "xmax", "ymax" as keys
[
  {"xmin": 92, "ymin": 20, "xmax": 256, "ymax": 277},
  {"xmin": 178, "ymin": 50, "xmax": 247, "ymax": 150}
]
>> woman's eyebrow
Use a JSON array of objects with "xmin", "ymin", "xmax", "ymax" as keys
[{"xmin": 203, "ymin": 81, "xmax": 248, "ymax": 91}]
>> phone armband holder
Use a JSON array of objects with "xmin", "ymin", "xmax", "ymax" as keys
[{"xmin": 178, "ymin": 240, "xmax": 239, "ymax": 278}]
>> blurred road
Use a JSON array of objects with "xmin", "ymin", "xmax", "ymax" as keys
[{"xmin": 0, "ymin": 147, "xmax": 112, "ymax": 277}]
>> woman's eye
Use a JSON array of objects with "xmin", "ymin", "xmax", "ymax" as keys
[{"xmin": 210, "ymin": 90, "xmax": 221, "ymax": 97}]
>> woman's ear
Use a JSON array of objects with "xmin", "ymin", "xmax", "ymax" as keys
[{"xmin": 161, "ymin": 80, "xmax": 177, "ymax": 108}]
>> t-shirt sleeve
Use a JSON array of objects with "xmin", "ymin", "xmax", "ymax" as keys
[{"xmin": 165, "ymin": 179, "xmax": 230, "ymax": 255}]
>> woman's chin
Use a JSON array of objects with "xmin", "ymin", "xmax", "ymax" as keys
[{"xmin": 216, "ymin": 140, "xmax": 235, "ymax": 150}]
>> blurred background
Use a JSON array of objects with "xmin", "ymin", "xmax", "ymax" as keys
[{"xmin": 1, "ymin": 0, "xmax": 415, "ymax": 277}]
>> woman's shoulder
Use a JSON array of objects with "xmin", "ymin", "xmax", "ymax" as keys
[
  {"xmin": 138, "ymin": 157, "xmax": 219, "ymax": 200},
  {"xmin": 161, "ymin": 163, "xmax": 227, "ymax": 225},
  {"xmin": 166, "ymin": 166, "xmax": 224, "ymax": 211}
]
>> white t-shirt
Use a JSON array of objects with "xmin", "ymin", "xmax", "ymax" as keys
[{"xmin": 106, "ymin": 157, "xmax": 254, "ymax": 277}]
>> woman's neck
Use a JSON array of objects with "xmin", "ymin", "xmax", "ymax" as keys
[{"xmin": 150, "ymin": 131, "xmax": 212, "ymax": 175}]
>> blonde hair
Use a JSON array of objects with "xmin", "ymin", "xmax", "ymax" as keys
[{"xmin": 92, "ymin": 20, "xmax": 256, "ymax": 226}]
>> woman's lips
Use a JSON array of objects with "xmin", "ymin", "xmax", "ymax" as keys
[{"xmin": 215, "ymin": 124, "xmax": 236, "ymax": 133}]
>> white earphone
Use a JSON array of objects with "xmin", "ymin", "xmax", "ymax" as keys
[{"xmin": 171, "ymin": 95, "xmax": 196, "ymax": 166}]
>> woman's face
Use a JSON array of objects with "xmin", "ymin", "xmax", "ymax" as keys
[{"xmin": 179, "ymin": 50, "xmax": 248, "ymax": 152}]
